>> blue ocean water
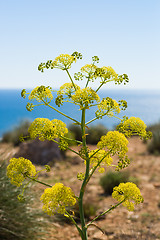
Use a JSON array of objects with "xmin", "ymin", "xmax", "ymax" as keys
[{"xmin": 0, "ymin": 89, "xmax": 160, "ymax": 138}]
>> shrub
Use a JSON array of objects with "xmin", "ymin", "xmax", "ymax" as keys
[
  {"xmin": 68, "ymin": 124, "xmax": 108, "ymax": 145},
  {"xmin": 100, "ymin": 171, "xmax": 132, "ymax": 195},
  {"xmin": 54, "ymin": 199, "xmax": 98, "ymax": 224},
  {"xmin": 86, "ymin": 124, "xmax": 108, "ymax": 145},
  {"xmin": 68, "ymin": 124, "xmax": 82, "ymax": 142},
  {"xmin": 147, "ymin": 123, "xmax": 160, "ymax": 155},
  {"xmin": 2, "ymin": 120, "xmax": 31, "ymax": 146},
  {"xmin": 0, "ymin": 162, "xmax": 44, "ymax": 240},
  {"xmin": 73, "ymin": 200, "xmax": 99, "ymax": 221}
]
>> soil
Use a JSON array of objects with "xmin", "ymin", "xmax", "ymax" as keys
[{"xmin": 1, "ymin": 137, "xmax": 160, "ymax": 240}]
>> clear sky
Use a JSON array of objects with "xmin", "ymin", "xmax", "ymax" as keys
[{"xmin": 0, "ymin": 0, "xmax": 159, "ymax": 90}]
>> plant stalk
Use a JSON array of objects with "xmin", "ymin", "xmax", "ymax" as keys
[{"xmin": 78, "ymin": 108, "xmax": 90, "ymax": 240}]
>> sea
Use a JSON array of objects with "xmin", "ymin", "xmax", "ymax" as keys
[{"xmin": 0, "ymin": 89, "xmax": 160, "ymax": 138}]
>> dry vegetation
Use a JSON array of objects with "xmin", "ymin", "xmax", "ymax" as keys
[{"xmin": 1, "ymin": 137, "xmax": 160, "ymax": 240}]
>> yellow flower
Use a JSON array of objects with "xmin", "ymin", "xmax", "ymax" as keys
[
  {"xmin": 117, "ymin": 117, "xmax": 152, "ymax": 139},
  {"xmin": 58, "ymin": 83, "xmax": 80, "ymax": 96},
  {"xmin": 112, "ymin": 182, "xmax": 143, "ymax": 211},
  {"xmin": 72, "ymin": 87, "xmax": 100, "ymax": 109},
  {"xmin": 81, "ymin": 64, "xmax": 97, "ymax": 81},
  {"xmin": 96, "ymin": 97, "xmax": 121, "ymax": 118},
  {"xmin": 28, "ymin": 86, "xmax": 53, "ymax": 102},
  {"xmin": 89, "ymin": 149, "xmax": 113, "ymax": 171},
  {"xmin": 7, "ymin": 157, "xmax": 36, "ymax": 187},
  {"xmin": 40, "ymin": 183, "xmax": 76, "ymax": 215},
  {"xmin": 97, "ymin": 131, "xmax": 128, "ymax": 157},
  {"xmin": 52, "ymin": 54, "xmax": 76, "ymax": 70},
  {"xmin": 56, "ymin": 83, "xmax": 80, "ymax": 106},
  {"xmin": 51, "ymin": 119, "xmax": 68, "ymax": 136},
  {"xmin": 28, "ymin": 118, "xmax": 68, "ymax": 141},
  {"xmin": 97, "ymin": 131, "xmax": 130, "ymax": 169},
  {"xmin": 102, "ymin": 66, "xmax": 118, "ymax": 80}
]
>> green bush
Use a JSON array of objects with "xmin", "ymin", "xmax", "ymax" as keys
[
  {"xmin": 54, "ymin": 199, "xmax": 98, "ymax": 224},
  {"xmin": 0, "ymin": 162, "xmax": 44, "ymax": 240},
  {"xmin": 86, "ymin": 124, "xmax": 108, "ymax": 145},
  {"xmin": 68, "ymin": 124, "xmax": 108, "ymax": 145},
  {"xmin": 73, "ymin": 200, "xmax": 98, "ymax": 221},
  {"xmin": 147, "ymin": 123, "xmax": 160, "ymax": 155},
  {"xmin": 100, "ymin": 171, "xmax": 133, "ymax": 195},
  {"xmin": 2, "ymin": 120, "xmax": 31, "ymax": 146},
  {"xmin": 68, "ymin": 124, "xmax": 82, "ymax": 142}
]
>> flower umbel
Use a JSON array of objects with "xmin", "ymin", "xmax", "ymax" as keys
[
  {"xmin": 56, "ymin": 83, "xmax": 80, "ymax": 106},
  {"xmin": 101, "ymin": 66, "xmax": 118, "ymax": 82},
  {"xmin": 97, "ymin": 131, "xmax": 130, "ymax": 169},
  {"xmin": 89, "ymin": 149, "xmax": 113, "ymax": 173},
  {"xmin": 52, "ymin": 54, "xmax": 76, "ymax": 70},
  {"xmin": 72, "ymin": 87, "xmax": 100, "ymax": 109},
  {"xmin": 112, "ymin": 182, "xmax": 143, "ymax": 211},
  {"xmin": 81, "ymin": 64, "xmax": 98, "ymax": 81},
  {"xmin": 28, "ymin": 118, "xmax": 68, "ymax": 141},
  {"xmin": 97, "ymin": 131, "xmax": 128, "ymax": 157},
  {"xmin": 117, "ymin": 117, "xmax": 152, "ymax": 140},
  {"xmin": 40, "ymin": 183, "xmax": 76, "ymax": 215},
  {"xmin": 7, "ymin": 157, "xmax": 36, "ymax": 187},
  {"xmin": 28, "ymin": 86, "xmax": 53, "ymax": 102},
  {"xmin": 96, "ymin": 97, "xmax": 121, "ymax": 118}
]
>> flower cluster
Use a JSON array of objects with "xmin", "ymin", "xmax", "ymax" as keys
[
  {"xmin": 97, "ymin": 131, "xmax": 128, "ymax": 156},
  {"xmin": 55, "ymin": 83, "xmax": 80, "ymax": 106},
  {"xmin": 38, "ymin": 52, "xmax": 82, "ymax": 72},
  {"xmin": 112, "ymin": 182, "xmax": 143, "ymax": 211},
  {"xmin": 96, "ymin": 97, "xmax": 121, "ymax": 118},
  {"xmin": 93, "ymin": 67, "xmax": 129, "ymax": 86},
  {"xmin": 28, "ymin": 86, "xmax": 53, "ymax": 102},
  {"xmin": 7, "ymin": 157, "xmax": 36, "ymax": 187},
  {"xmin": 40, "ymin": 183, "xmax": 76, "ymax": 215},
  {"xmin": 101, "ymin": 66, "xmax": 118, "ymax": 81},
  {"xmin": 21, "ymin": 89, "xmax": 26, "ymax": 98},
  {"xmin": 71, "ymin": 87, "xmax": 100, "ymax": 109},
  {"xmin": 52, "ymin": 54, "xmax": 76, "ymax": 70},
  {"xmin": 89, "ymin": 149, "xmax": 113, "ymax": 173},
  {"xmin": 58, "ymin": 83, "xmax": 80, "ymax": 95},
  {"xmin": 26, "ymin": 103, "xmax": 34, "ymax": 111},
  {"xmin": 28, "ymin": 118, "xmax": 68, "ymax": 141},
  {"xmin": 116, "ymin": 117, "xmax": 152, "ymax": 140},
  {"xmin": 97, "ymin": 131, "xmax": 130, "ymax": 169},
  {"xmin": 81, "ymin": 64, "xmax": 98, "ymax": 81}
]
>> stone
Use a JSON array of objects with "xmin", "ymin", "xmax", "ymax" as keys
[{"xmin": 15, "ymin": 138, "xmax": 62, "ymax": 165}]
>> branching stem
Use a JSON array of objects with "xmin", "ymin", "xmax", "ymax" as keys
[
  {"xmin": 86, "ymin": 200, "xmax": 125, "ymax": 227},
  {"xmin": 65, "ymin": 69, "xmax": 77, "ymax": 91},
  {"xmin": 27, "ymin": 176, "xmax": 52, "ymax": 188}
]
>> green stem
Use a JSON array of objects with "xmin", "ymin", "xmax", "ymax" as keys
[
  {"xmin": 86, "ymin": 200, "xmax": 125, "ymax": 227},
  {"xmin": 65, "ymin": 69, "xmax": 77, "ymax": 91},
  {"xmin": 95, "ymin": 82, "xmax": 105, "ymax": 92},
  {"xmin": 85, "ymin": 116, "xmax": 99, "ymax": 126},
  {"xmin": 85, "ymin": 113, "xmax": 123, "ymax": 126},
  {"xmin": 27, "ymin": 176, "xmax": 52, "ymax": 188},
  {"xmin": 42, "ymin": 100, "xmax": 80, "ymax": 125},
  {"xmin": 87, "ymin": 151, "xmax": 110, "ymax": 184},
  {"xmin": 65, "ymin": 211, "xmax": 83, "ymax": 237},
  {"xmin": 78, "ymin": 108, "xmax": 90, "ymax": 240},
  {"xmin": 85, "ymin": 73, "xmax": 91, "ymax": 88},
  {"xmin": 95, "ymin": 79, "xmax": 115, "ymax": 92},
  {"xmin": 61, "ymin": 135, "xmax": 82, "ymax": 145}
]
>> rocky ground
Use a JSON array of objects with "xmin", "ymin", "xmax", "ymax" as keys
[{"xmin": 1, "ymin": 137, "xmax": 160, "ymax": 240}]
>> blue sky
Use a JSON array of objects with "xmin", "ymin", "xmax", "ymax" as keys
[{"xmin": 0, "ymin": 0, "xmax": 159, "ymax": 90}]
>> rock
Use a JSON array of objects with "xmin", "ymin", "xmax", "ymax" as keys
[
  {"xmin": 14, "ymin": 139, "xmax": 62, "ymax": 165},
  {"xmin": 153, "ymin": 182, "xmax": 160, "ymax": 188},
  {"xmin": 92, "ymin": 231, "xmax": 107, "ymax": 240}
]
